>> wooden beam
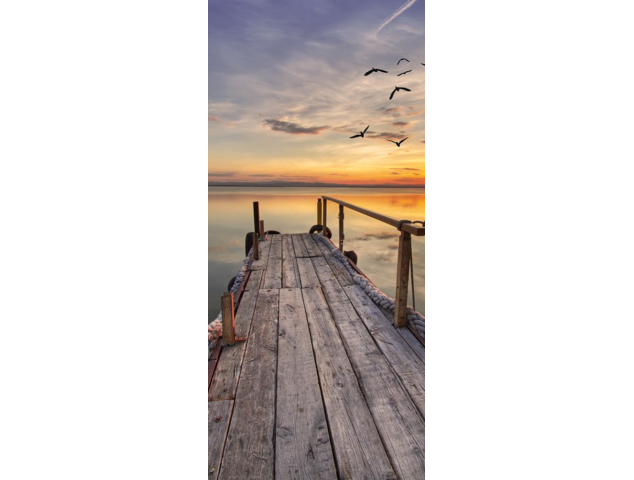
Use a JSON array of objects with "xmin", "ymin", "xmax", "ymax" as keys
[
  {"xmin": 338, "ymin": 204, "xmax": 344, "ymax": 251},
  {"xmin": 322, "ymin": 196, "xmax": 425, "ymax": 236},
  {"xmin": 322, "ymin": 197, "xmax": 327, "ymax": 236},
  {"xmin": 394, "ymin": 230, "xmax": 412, "ymax": 327},
  {"xmin": 259, "ymin": 219, "xmax": 264, "ymax": 237},
  {"xmin": 252, "ymin": 231, "xmax": 259, "ymax": 261},
  {"xmin": 317, "ymin": 198, "xmax": 322, "ymax": 225},
  {"xmin": 221, "ymin": 293, "xmax": 235, "ymax": 345},
  {"xmin": 253, "ymin": 201, "xmax": 260, "ymax": 237}
]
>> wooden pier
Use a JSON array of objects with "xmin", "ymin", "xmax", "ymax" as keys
[{"xmin": 208, "ymin": 230, "xmax": 425, "ymax": 479}]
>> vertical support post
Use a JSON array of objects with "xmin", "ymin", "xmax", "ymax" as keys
[
  {"xmin": 317, "ymin": 198, "xmax": 322, "ymax": 225},
  {"xmin": 252, "ymin": 232, "xmax": 259, "ymax": 260},
  {"xmin": 253, "ymin": 202, "xmax": 260, "ymax": 239},
  {"xmin": 338, "ymin": 204, "xmax": 344, "ymax": 251},
  {"xmin": 221, "ymin": 292, "xmax": 235, "ymax": 346},
  {"xmin": 323, "ymin": 198, "xmax": 328, "ymax": 236},
  {"xmin": 259, "ymin": 220, "xmax": 264, "ymax": 237},
  {"xmin": 394, "ymin": 230, "xmax": 412, "ymax": 328}
]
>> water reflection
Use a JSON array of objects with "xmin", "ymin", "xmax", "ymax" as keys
[{"xmin": 208, "ymin": 187, "xmax": 424, "ymax": 319}]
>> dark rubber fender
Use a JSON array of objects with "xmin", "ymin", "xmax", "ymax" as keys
[
  {"xmin": 344, "ymin": 250, "xmax": 358, "ymax": 265},
  {"xmin": 265, "ymin": 230, "xmax": 281, "ymax": 235},
  {"xmin": 309, "ymin": 224, "xmax": 332, "ymax": 239},
  {"xmin": 245, "ymin": 232, "xmax": 254, "ymax": 257}
]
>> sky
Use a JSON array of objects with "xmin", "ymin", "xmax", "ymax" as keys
[{"xmin": 208, "ymin": 0, "xmax": 425, "ymax": 186}]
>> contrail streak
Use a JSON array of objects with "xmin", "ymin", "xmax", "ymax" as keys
[{"xmin": 375, "ymin": 0, "xmax": 419, "ymax": 37}]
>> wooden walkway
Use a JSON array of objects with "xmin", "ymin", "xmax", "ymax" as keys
[{"xmin": 208, "ymin": 233, "xmax": 425, "ymax": 480}]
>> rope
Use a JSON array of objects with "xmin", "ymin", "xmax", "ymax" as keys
[{"xmin": 313, "ymin": 234, "xmax": 425, "ymax": 339}]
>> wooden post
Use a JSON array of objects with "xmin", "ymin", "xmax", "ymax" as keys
[
  {"xmin": 259, "ymin": 220, "xmax": 264, "ymax": 237},
  {"xmin": 252, "ymin": 232, "xmax": 259, "ymax": 260},
  {"xmin": 253, "ymin": 202, "xmax": 260, "ymax": 239},
  {"xmin": 394, "ymin": 231, "xmax": 412, "ymax": 328},
  {"xmin": 221, "ymin": 292, "xmax": 235, "ymax": 345},
  {"xmin": 323, "ymin": 198, "xmax": 327, "ymax": 236},
  {"xmin": 338, "ymin": 204, "xmax": 344, "ymax": 251},
  {"xmin": 317, "ymin": 198, "xmax": 322, "ymax": 225}
]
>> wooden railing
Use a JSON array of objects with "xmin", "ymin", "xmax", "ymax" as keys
[{"xmin": 321, "ymin": 196, "xmax": 425, "ymax": 328}]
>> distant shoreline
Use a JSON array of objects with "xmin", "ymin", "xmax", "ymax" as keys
[{"xmin": 208, "ymin": 182, "xmax": 424, "ymax": 189}]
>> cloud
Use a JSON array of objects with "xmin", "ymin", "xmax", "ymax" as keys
[
  {"xmin": 208, "ymin": 116, "xmax": 221, "ymax": 122},
  {"xmin": 263, "ymin": 119, "xmax": 330, "ymax": 135},
  {"xmin": 355, "ymin": 232, "xmax": 397, "ymax": 242},
  {"xmin": 392, "ymin": 121, "xmax": 410, "ymax": 127},
  {"xmin": 390, "ymin": 172, "xmax": 401, "ymax": 175},
  {"xmin": 208, "ymin": 172, "xmax": 236, "ymax": 178},
  {"xmin": 394, "ymin": 167, "xmax": 420, "ymax": 171},
  {"xmin": 248, "ymin": 174, "xmax": 276, "ymax": 177}
]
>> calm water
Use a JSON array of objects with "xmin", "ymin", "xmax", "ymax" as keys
[{"xmin": 208, "ymin": 187, "xmax": 425, "ymax": 321}]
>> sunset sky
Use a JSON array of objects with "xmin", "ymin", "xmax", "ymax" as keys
[{"xmin": 208, "ymin": 0, "xmax": 425, "ymax": 186}]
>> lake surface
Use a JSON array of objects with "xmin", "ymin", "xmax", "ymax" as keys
[{"xmin": 208, "ymin": 187, "xmax": 425, "ymax": 321}]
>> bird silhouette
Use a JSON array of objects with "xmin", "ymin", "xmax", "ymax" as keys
[
  {"xmin": 364, "ymin": 67, "xmax": 388, "ymax": 76},
  {"xmin": 350, "ymin": 125, "xmax": 369, "ymax": 139},
  {"xmin": 388, "ymin": 137, "xmax": 408, "ymax": 147},
  {"xmin": 421, "ymin": 63, "xmax": 425, "ymax": 66},
  {"xmin": 397, "ymin": 70, "xmax": 412, "ymax": 76},
  {"xmin": 397, "ymin": 58, "xmax": 410, "ymax": 65},
  {"xmin": 389, "ymin": 86, "xmax": 411, "ymax": 100}
]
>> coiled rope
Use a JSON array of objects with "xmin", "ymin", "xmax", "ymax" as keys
[{"xmin": 313, "ymin": 234, "xmax": 425, "ymax": 339}]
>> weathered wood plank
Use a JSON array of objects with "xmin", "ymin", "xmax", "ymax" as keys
[
  {"xmin": 301, "ymin": 287, "xmax": 397, "ymax": 480},
  {"xmin": 296, "ymin": 257, "xmax": 320, "ymax": 288},
  {"xmin": 276, "ymin": 288, "xmax": 337, "ymax": 479},
  {"xmin": 291, "ymin": 233, "xmax": 309, "ymax": 258},
  {"xmin": 243, "ymin": 268, "xmax": 263, "ymax": 291},
  {"xmin": 301, "ymin": 233, "xmax": 322, "ymax": 257},
  {"xmin": 379, "ymin": 306, "xmax": 427, "ymax": 363},
  {"xmin": 310, "ymin": 256, "xmax": 349, "ymax": 304},
  {"xmin": 251, "ymin": 236, "xmax": 271, "ymax": 271},
  {"xmin": 282, "ymin": 234, "xmax": 300, "ymax": 288},
  {"xmin": 327, "ymin": 293, "xmax": 426, "ymax": 478},
  {"xmin": 208, "ymin": 288, "xmax": 258, "ymax": 401},
  {"xmin": 208, "ymin": 400, "xmax": 233, "ymax": 480},
  {"xmin": 345, "ymin": 285, "xmax": 426, "ymax": 419},
  {"xmin": 263, "ymin": 235, "xmax": 282, "ymax": 289},
  {"xmin": 218, "ymin": 289, "xmax": 279, "ymax": 480}
]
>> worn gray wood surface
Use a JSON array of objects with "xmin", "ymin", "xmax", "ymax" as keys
[
  {"xmin": 345, "ymin": 285, "xmax": 426, "ymax": 419},
  {"xmin": 301, "ymin": 286, "xmax": 397, "ymax": 480},
  {"xmin": 310, "ymin": 256, "xmax": 349, "ymax": 304},
  {"xmin": 296, "ymin": 257, "xmax": 320, "ymax": 288},
  {"xmin": 301, "ymin": 233, "xmax": 322, "ymax": 257},
  {"xmin": 209, "ymin": 288, "xmax": 259, "ymax": 401},
  {"xmin": 263, "ymin": 235, "xmax": 282, "ymax": 289},
  {"xmin": 208, "ymin": 400, "xmax": 234, "ymax": 479},
  {"xmin": 281, "ymin": 234, "xmax": 300, "ymax": 288},
  {"xmin": 250, "ymin": 236, "xmax": 271, "ymax": 271},
  {"xmin": 276, "ymin": 288, "xmax": 337, "ymax": 479},
  {"xmin": 291, "ymin": 233, "xmax": 309, "ymax": 258},
  {"xmin": 219, "ymin": 289, "xmax": 279, "ymax": 480},
  {"xmin": 328, "ymin": 292, "xmax": 426, "ymax": 479},
  {"xmin": 314, "ymin": 240, "xmax": 356, "ymax": 287},
  {"xmin": 244, "ymin": 269, "xmax": 263, "ymax": 291}
]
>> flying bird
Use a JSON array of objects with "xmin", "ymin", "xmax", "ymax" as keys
[
  {"xmin": 364, "ymin": 67, "xmax": 388, "ymax": 76},
  {"xmin": 350, "ymin": 125, "xmax": 369, "ymax": 139},
  {"xmin": 397, "ymin": 58, "xmax": 410, "ymax": 65},
  {"xmin": 421, "ymin": 63, "xmax": 425, "ymax": 66},
  {"xmin": 397, "ymin": 70, "xmax": 412, "ymax": 76},
  {"xmin": 388, "ymin": 137, "xmax": 408, "ymax": 147},
  {"xmin": 389, "ymin": 86, "xmax": 411, "ymax": 100}
]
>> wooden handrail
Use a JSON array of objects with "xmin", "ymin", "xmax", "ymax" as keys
[
  {"xmin": 320, "ymin": 195, "xmax": 424, "ymax": 328},
  {"xmin": 321, "ymin": 196, "xmax": 424, "ymax": 236}
]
